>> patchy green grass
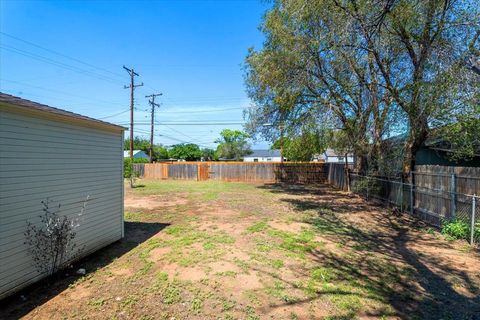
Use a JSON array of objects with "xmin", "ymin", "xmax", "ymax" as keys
[
  {"xmin": 246, "ymin": 221, "xmax": 269, "ymax": 233},
  {"xmin": 6, "ymin": 180, "xmax": 477, "ymax": 320}
]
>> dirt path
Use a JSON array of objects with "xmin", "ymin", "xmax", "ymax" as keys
[{"xmin": 1, "ymin": 181, "xmax": 479, "ymax": 320}]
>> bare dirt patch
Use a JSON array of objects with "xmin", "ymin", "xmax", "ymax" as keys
[{"xmin": 2, "ymin": 181, "xmax": 479, "ymax": 320}]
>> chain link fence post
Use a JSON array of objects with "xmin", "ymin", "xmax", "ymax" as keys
[
  {"xmin": 471, "ymin": 195, "xmax": 476, "ymax": 245},
  {"xmin": 410, "ymin": 173, "xmax": 414, "ymax": 215},
  {"xmin": 451, "ymin": 173, "xmax": 456, "ymax": 219}
]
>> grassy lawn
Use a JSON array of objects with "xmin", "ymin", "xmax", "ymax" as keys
[{"xmin": 2, "ymin": 180, "xmax": 479, "ymax": 319}]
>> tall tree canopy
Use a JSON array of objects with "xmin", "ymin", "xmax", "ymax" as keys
[
  {"xmin": 245, "ymin": 0, "xmax": 480, "ymax": 178},
  {"xmin": 215, "ymin": 129, "xmax": 252, "ymax": 160},
  {"xmin": 168, "ymin": 143, "xmax": 203, "ymax": 161},
  {"xmin": 124, "ymin": 137, "xmax": 168, "ymax": 161}
]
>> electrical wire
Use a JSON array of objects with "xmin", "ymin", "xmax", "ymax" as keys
[
  {"xmin": 1, "ymin": 32, "xmax": 125, "ymax": 79},
  {"xmin": 0, "ymin": 45, "xmax": 124, "ymax": 85}
]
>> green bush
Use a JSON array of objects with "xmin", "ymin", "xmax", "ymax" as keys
[
  {"xmin": 351, "ymin": 177, "xmax": 381, "ymax": 196},
  {"xmin": 124, "ymin": 158, "xmax": 148, "ymax": 178},
  {"xmin": 441, "ymin": 219, "xmax": 472, "ymax": 241}
]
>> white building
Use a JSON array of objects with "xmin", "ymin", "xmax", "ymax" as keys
[
  {"xmin": 314, "ymin": 148, "xmax": 354, "ymax": 163},
  {"xmin": 123, "ymin": 150, "xmax": 149, "ymax": 160},
  {"xmin": 244, "ymin": 149, "xmax": 284, "ymax": 162},
  {"xmin": 0, "ymin": 93, "xmax": 125, "ymax": 299}
]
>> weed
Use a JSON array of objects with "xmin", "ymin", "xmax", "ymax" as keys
[
  {"xmin": 88, "ymin": 297, "xmax": 107, "ymax": 307},
  {"xmin": 312, "ymin": 267, "xmax": 335, "ymax": 282},
  {"xmin": 271, "ymin": 259, "xmax": 284, "ymax": 269},
  {"xmin": 124, "ymin": 211, "xmax": 143, "ymax": 222},
  {"xmin": 233, "ymin": 258, "xmax": 250, "ymax": 273},
  {"xmin": 222, "ymin": 299, "xmax": 236, "ymax": 311},
  {"xmin": 121, "ymin": 295, "xmax": 138, "ymax": 309},
  {"xmin": 191, "ymin": 297, "xmax": 203, "ymax": 314},
  {"xmin": 246, "ymin": 221, "xmax": 269, "ymax": 233},
  {"xmin": 441, "ymin": 219, "xmax": 478, "ymax": 241},
  {"xmin": 245, "ymin": 306, "xmax": 260, "ymax": 320},
  {"xmin": 216, "ymin": 271, "xmax": 237, "ymax": 278}
]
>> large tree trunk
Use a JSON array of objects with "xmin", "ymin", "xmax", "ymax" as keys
[
  {"xmin": 354, "ymin": 152, "xmax": 368, "ymax": 175},
  {"xmin": 402, "ymin": 116, "xmax": 429, "ymax": 181}
]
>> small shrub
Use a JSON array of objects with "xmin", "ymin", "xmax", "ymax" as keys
[
  {"xmin": 441, "ymin": 219, "xmax": 469, "ymax": 240},
  {"xmin": 24, "ymin": 197, "xmax": 89, "ymax": 277},
  {"xmin": 124, "ymin": 157, "xmax": 148, "ymax": 178}
]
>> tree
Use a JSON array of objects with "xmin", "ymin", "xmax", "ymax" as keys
[
  {"xmin": 273, "ymin": 127, "xmax": 330, "ymax": 161},
  {"xmin": 168, "ymin": 143, "xmax": 203, "ymax": 161},
  {"xmin": 124, "ymin": 137, "xmax": 150, "ymax": 151},
  {"xmin": 215, "ymin": 129, "xmax": 252, "ymax": 160},
  {"xmin": 124, "ymin": 137, "xmax": 169, "ymax": 161},
  {"xmin": 339, "ymin": 0, "xmax": 480, "ymax": 179},
  {"xmin": 245, "ymin": 0, "xmax": 480, "ymax": 178},
  {"xmin": 244, "ymin": 0, "xmax": 396, "ymax": 173},
  {"xmin": 201, "ymin": 148, "xmax": 217, "ymax": 161}
]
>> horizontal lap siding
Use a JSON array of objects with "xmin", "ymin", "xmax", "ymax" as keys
[{"xmin": 0, "ymin": 110, "xmax": 123, "ymax": 299}]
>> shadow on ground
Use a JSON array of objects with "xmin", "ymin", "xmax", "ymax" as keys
[
  {"xmin": 0, "ymin": 221, "xmax": 168, "ymax": 320},
  {"xmin": 259, "ymin": 183, "xmax": 480, "ymax": 320}
]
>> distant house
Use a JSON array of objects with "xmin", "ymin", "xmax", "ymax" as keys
[
  {"xmin": 0, "ymin": 93, "xmax": 125, "ymax": 299},
  {"xmin": 244, "ymin": 149, "xmax": 284, "ymax": 162},
  {"xmin": 386, "ymin": 132, "xmax": 480, "ymax": 168},
  {"xmin": 314, "ymin": 149, "xmax": 354, "ymax": 163},
  {"xmin": 123, "ymin": 150, "xmax": 149, "ymax": 160}
]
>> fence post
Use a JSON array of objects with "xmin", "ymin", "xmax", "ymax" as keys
[
  {"xmin": 471, "ymin": 195, "xmax": 476, "ymax": 246},
  {"xmin": 409, "ymin": 172, "xmax": 414, "ymax": 215},
  {"xmin": 400, "ymin": 180, "xmax": 404, "ymax": 212},
  {"xmin": 346, "ymin": 168, "xmax": 351, "ymax": 192},
  {"xmin": 450, "ymin": 173, "xmax": 457, "ymax": 219},
  {"xmin": 366, "ymin": 176, "xmax": 369, "ymax": 201}
]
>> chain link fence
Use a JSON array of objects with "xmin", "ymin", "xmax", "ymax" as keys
[{"xmin": 349, "ymin": 173, "xmax": 480, "ymax": 245}]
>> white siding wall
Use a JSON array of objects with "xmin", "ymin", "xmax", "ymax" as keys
[
  {"xmin": 0, "ymin": 109, "xmax": 124, "ymax": 299},
  {"xmin": 244, "ymin": 157, "xmax": 282, "ymax": 162}
]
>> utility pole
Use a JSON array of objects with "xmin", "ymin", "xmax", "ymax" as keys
[
  {"xmin": 123, "ymin": 66, "xmax": 143, "ymax": 187},
  {"xmin": 279, "ymin": 124, "xmax": 284, "ymax": 163},
  {"xmin": 145, "ymin": 93, "xmax": 162, "ymax": 163}
]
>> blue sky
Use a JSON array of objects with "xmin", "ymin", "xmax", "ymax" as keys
[{"xmin": 0, "ymin": 0, "xmax": 270, "ymax": 149}]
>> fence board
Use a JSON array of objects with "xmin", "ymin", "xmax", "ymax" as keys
[{"xmin": 139, "ymin": 162, "xmax": 326, "ymax": 183}]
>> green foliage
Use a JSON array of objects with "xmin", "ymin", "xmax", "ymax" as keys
[
  {"xmin": 124, "ymin": 136, "xmax": 169, "ymax": 161},
  {"xmin": 215, "ymin": 129, "xmax": 252, "ymax": 160},
  {"xmin": 437, "ymin": 108, "xmax": 480, "ymax": 161},
  {"xmin": 244, "ymin": 0, "xmax": 480, "ymax": 176},
  {"xmin": 168, "ymin": 143, "xmax": 203, "ymax": 161},
  {"xmin": 441, "ymin": 219, "xmax": 476, "ymax": 241},
  {"xmin": 246, "ymin": 221, "xmax": 269, "ymax": 233},
  {"xmin": 124, "ymin": 157, "xmax": 148, "ymax": 178},
  {"xmin": 273, "ymin": 128, "xmax": 330, "ymax": 161},
  {"xmin": 201, "ymin": 148, "xmax": 217, "ymax": 161}
]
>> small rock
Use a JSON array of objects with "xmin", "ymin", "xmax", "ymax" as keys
[
  {"xmin": 76, "ymin": 268, "xmax": 86, "ymax": 275},
  {"xmin": 115, "ymin": 296, "xmax": 122, "ymax": 301}
]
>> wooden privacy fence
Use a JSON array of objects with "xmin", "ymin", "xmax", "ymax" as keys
[
  {"xmin": 140, "ymin": 162, "xmax": 327, "ymax": 184},
  {"xmin": 327, "ymin": 163, "xmax": 480, "ymax": 228}
]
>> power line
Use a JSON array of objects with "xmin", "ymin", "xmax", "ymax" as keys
[
  {"xmin": 0, "ymin": 32, "xmax": 125, "ymax": 79},
  {"xmin": 162, "ymin": 124, "xmax": 208, "ymax": 145},
  {"xmin": 0, "ymin": 78, "xmax": 126, "ymax": 106},
  {"xmin": 118, "ymin": 121, "xmax": 245, "ymax": 126},
  {"xmin": 160, "ymin": 107, "xmax": 245, "ymax": 114},
  {"xmin": 97, "ymin": 108, "xmax": 130, "ymax": 120},
  {"xmin": 0, "ymin": 44, "xmax": 124, "ymax": 85}
]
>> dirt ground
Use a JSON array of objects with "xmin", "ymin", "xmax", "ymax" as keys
[{"xmin": 1, "ymin": 180, "xmax": 479, "ymax": 320}]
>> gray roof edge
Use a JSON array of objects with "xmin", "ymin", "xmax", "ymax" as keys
[{"xmin": 0, "ymin": 92, "xmax": 127, "ymax": 131}]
